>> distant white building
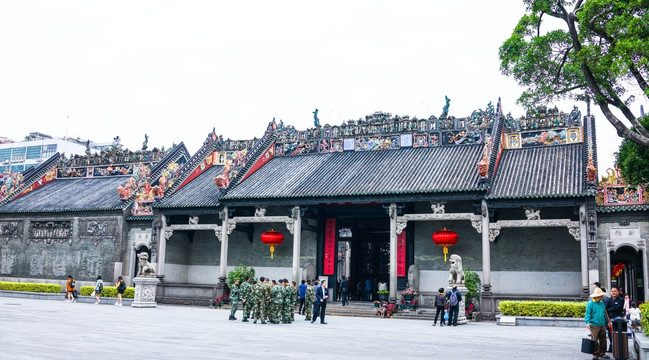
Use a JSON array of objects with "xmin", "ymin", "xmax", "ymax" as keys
[{"xmin": 0, "ymin": 133, "xmax": 92, "ymax": 174}]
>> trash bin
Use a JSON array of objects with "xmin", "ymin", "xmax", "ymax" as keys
[{"xmin": 612, "ymin": 317, "xmax": 628, "ymax": 360}]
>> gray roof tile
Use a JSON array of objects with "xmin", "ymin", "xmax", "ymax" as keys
[
  {"xmin": 224, "ymin": 145, "xmax": 485, "ymax": 200},
  {"xmin": 488, "ymin": 143, "xmax": 584, "ymax": 199},
  {"xmin": 156, "ymin": 164, "xmax": 224, "ymax": 208}
]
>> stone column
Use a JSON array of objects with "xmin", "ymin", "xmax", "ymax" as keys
[
  {"xmin": 291, "ymin": 206, "xmax": 302, "ymax": 283},
  {"xmin": 219, "ymin": 207, "xmax": 230, "ymax": 280},
  {"xmin": 157, "ymin": 214, "xmax": 167, "ymax": 277},
  {"xmin": 389, "ymin": 203, "xmax": 397, "ymax": 300},
  {"xmin": 579, "ymin": 204, "xmax": 589, "ymax": 297},
  {"xmin": 480, "ymin": 200, "xmax": 495, "ymax": 320},
  {"xmin": 644, "ymin": 243, "xmax": 649, "ymax": 303},
  {"xmin": 481, "ymin": 200, "xmax": 491, "ymax": 291}
]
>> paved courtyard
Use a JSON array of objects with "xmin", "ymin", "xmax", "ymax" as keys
[{"xmin": 0, "ymin": 297, "xmax": 634, "ymax": 360}]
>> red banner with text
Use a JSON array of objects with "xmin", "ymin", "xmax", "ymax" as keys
[
  {"xmin": 324, "ymin": 218, "xmax": 336, "ymax": 275},
  {"xmin": 397, "ymin": 231, "xmax": 406, "ymax": 277}
]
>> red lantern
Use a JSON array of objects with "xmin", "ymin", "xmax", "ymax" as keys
[
  {"xmin": 261, "ymin": 229, "xmax": 284, "ymax": 259},
  {"xmin": 432, "ymin": 228, "xmax": 458, "ymax": 262}
]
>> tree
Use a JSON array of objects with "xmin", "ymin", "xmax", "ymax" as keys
[
  {"xmin": 617, "ymin": 115, "xmax": 649, "ymax": 185},
  {"xmin": 226, "ymin": 264, "xmax": 255, "ymax": 289},
  {"xmin": 500, "ymin": 0, "xmax": 649, "ymax": 148}
]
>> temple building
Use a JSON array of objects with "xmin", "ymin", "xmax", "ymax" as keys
[{"xmin": 1, "ymin": 99, "xmax": 647, "ymax": 319}]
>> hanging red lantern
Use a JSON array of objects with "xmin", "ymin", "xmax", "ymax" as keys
[
  {"xmin": 432, "ymin": 228, "xmax": 458, "ymax": 262},
  {"xmin": 261, "ymin": 229, "xmax": 284, "ymax": 259}
]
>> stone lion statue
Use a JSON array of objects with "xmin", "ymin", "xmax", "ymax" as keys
[
  {"xmin": 137, "ymin": 252, "xmax": 156, "ymax": 277},
  {"xmin": 448, "ymin": 254, "xmax": 465, "ymax": 284},
  {"xmin": 407, "ymin": 264, "xmax": 419, "ymax": 290}
]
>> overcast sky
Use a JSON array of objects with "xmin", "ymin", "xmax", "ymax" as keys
[{"xmin": 1, "ymin": 1, "xmax": 645, "ymax": 175}]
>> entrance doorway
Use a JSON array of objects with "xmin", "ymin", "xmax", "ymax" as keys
[
  {"xmin": 610, "ymin": 246, "xmax": 644, "ymax": 303},
  {"xmin": 334, "ymin": 216, "xmax": 390, "ymax": 301}
]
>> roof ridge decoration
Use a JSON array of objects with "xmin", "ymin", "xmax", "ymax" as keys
[
  {"xmin": 56, "ymin": 138, "xmax": 170, "ymax": 179},
  {"xmin": 0, "ymin": 153, "xmax": 61, "ymax": 205},
  {"xmin": 214, "ymin": 119, "xmax": 278, "ymax": 190},
  {"xmin": 584, "ymin": 102, "xmax": 598, "ymax": 194},
  {"xmin": 170, "ymin": 128, "xmax": 222, "ymax": 194},
  {"xmin": 596, "ymin": 167, "xmax": 649, "ymax": 210},
  {"xmin": 477, "ymin": 98, "xmax": 505, "ymax": 188},
  {"xmin": 502, "ymin": 105, "xmax": 584, "ymax": 150}
]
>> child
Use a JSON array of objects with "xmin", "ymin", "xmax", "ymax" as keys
[
  {"xmin": 115, "ymin": 276, "xmax": 126, "ymax": 306},
  {"xmin": 628, "ymin": 302, "xmax": 641, "ymax": 333}
]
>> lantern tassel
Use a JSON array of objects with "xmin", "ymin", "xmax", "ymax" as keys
[
  {"xmin": 270, "ymin": 245, "xmax": 275, "ymax": 259},
  {"xmin": 443, "ymin": 246, "xmax": 448, "ymax": 262}
]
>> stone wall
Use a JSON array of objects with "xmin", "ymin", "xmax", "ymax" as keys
[{"xmin": 0, "ymin": 213, "xmax": 125, "ymax": 282}]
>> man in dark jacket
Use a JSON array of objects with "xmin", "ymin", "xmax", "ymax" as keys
[
  {"xmin": 606, "ymin": 286, "xmax": 625, "ymax": 352},
  {"xmin": 446, "ymin": 285, "xmax": 462, "ymax": 326},
  {"xmin": 340, "ymin": 276, "xmax": 349, "ymax": 306}
]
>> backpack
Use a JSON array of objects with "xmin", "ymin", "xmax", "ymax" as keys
[
  {"xmin": 70, "ymin": 280, "xmax": 75, "ymax": 288},
  {"xmin": 449, "ymin": 290, "xmax": 458, "ymax": 306},
  {"xmin": 117, "ymin": 282, "xmax": 126, "ymax": 291},
  {"xmin": 97, "ymin": 282, "xmax": 103, "ymax": 294},
  {"xmin": 435, "ymin": 294, "xmax": 446, "ymax": 307}
]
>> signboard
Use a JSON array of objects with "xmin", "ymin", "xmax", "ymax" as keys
[
  {"xmin": 323, "ymin": 218, "xmax": 336, "ymax": 275},
  {"xmin": 397, "ymin": 231, "xmax": 406, "ymax": 277}
]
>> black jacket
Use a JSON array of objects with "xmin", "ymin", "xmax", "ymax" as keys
[{"xmin": 606, "ymin": 295, "xmax": 625, "ymax": 318}]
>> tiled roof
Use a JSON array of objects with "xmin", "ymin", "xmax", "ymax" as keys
[
  {"xmin": 0, "ymin": 176, "xmax": 126, "ymax": 213},
  {"xmin": 488, "ymin": 143, "xmax": 584, "ymax": 199},
  {"xmin": 156, "ymin": 164, "xmax": 224, "ymax": 208},
  {"xmin": 224, "ymin": 145, "xmax": 485, "ymax": 201}
]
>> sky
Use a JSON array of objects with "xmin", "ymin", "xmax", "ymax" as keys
[{"xmin": 1, "ymin": 1, "xmax": 646, "ymax": 175}]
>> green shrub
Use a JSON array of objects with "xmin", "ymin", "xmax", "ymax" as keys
[
  {"xmin": 640, "ymin": 303, "xmax": 649, "ymax": 336},
  {"xmin": 79, "ymin": 286, "xmax": 135, "ymax": 298},
  {"xmin": 499, "ymin": 300, "xmax": 586, "ymax": 318},
  {"xmin": 0, "ymin": 281, "xmax": 62, "ymax": 293},
  {"xmin": 464, "ymin": 267, "xmax": 482, "ymax": 301},
  {"xmin": 226, "ymin": 264, "xmax": 255, "ymax": 289}
]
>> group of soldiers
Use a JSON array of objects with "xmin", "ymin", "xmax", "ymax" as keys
[{"xmin": 228, "ymin": 276, "xmax": 320, "ymax": 324}]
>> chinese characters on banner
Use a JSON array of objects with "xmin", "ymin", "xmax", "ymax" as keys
[
  {"xmin": 324, "ymin": 218, "xmax": 336, "ymax": 275},
  {"xmin": 397, "ymin": 231, "xmax": 406, "ymax": 277}
]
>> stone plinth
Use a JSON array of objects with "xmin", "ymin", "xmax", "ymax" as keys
[
  {"xmin": 447, "ymin": 285, "xmax": 467, "ymax": 325},
  {"xmin": 132, "ymin": 277, "xmax": 160, "ymax": 308}
]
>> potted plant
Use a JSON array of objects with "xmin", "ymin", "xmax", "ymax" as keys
[
  {"xmin": 401, "ymin": 288, "xmax": 418, "ymax": 301},
  {"xmin": 374, "ymin": 300, "xmax": 381, "ymax": 308},
  {"xmin": 410, "ymin": 299, "xmax": 419, "ymax": 310},
  {"xmin": 377, "ymin": 289, "xmax": 389, "ymax": 301},
  {"xmin": 464, "ymin": 267, "xmax": 482, "ymax": 317}
]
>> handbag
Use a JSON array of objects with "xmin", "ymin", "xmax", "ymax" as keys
[
  {"xmin": 91, "ymin": 291, "xmax": 95, "ymax": 297},
  {"xmin": 444, "ymin": 312, "xmax": 449, "ymax": 320}
]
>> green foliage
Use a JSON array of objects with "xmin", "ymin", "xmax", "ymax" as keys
[
  {"xmin": 617, "ymin": 116, "xmax": 649, "ymax": 185},
  {"xmin": 0, "ymin": 281, "xmax": 62, "ymax": 293},
  {"xmin": 226, "ymin": 264, "xmax": 255, "ymax": 289},
  {"xmin": 79, "ymin": 286, "xmax": 135, "ymax": 298},
  {"xmin": 501, "ymin": 0, "xmax": 649, "ymax": 147},
  {"xmin": 499, "ymin": 300, "xmax": 587, "ymax": 318},
  {"xmin": 463, "ymin": 267, "xmax": 482, "ymax": 301},
  {"xmin": 640, "ymin": 302, "xmax": 649, "ymax": 336},
  {"xmin": 378, "ymin": 290, "xmax": 389, "ymax": 294}
]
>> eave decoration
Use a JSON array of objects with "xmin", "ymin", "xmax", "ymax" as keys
[
  {"xmin": 432, "ymin": 228, "xmax": 458, "ymax": 262},
  {"xmin": 260, "ymin": 229, "xmax": 284, "ymax": 259}
]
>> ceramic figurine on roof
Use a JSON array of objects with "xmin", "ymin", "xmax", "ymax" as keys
[
  {"xmin": 0, "ymin": 172, "xmax": 24, "ymax": 203},
  {"xmin": 313, "ymin": 108, "xmax": 320, "ymax": 127},
  {"xmin": 596, "ymin": 167, "xmax": 649, "ymax": 207},
  {"xmin": 142, "ymin": 134, "xmax": 149, "ymax": 151},
  {"xmin": 440, "ymin": 96, "xmax": 451, "ymax": 119}
]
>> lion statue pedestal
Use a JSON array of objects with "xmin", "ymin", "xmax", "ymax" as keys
[
  {"xmin": 132, "ymin": 276, "xmax": 159, "ymax": 308},
  {"xmin": 447, "ymin": 254, "xmax": 467, "ymax": 325}
]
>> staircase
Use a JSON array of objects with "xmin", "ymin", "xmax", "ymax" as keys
[{"xmin": 325, "ymin": 301, "xmax": 436, "ymax": 321}]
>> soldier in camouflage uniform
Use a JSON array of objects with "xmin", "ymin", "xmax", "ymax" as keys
[
  {"xmin": 304, "ymin": 280, "xmax": 315, "ymax": 321},
  {"xmin": 270, "ymin": 280, "xmax": 283, "ymax": 324},
  {"xmin": 290, "ymin": 281, "xmax": 298, "ymax": 322},
  {"xmin": 252, "ymin": 277, "xmax": 267, "ymax": 324},
  {"xmin": 240, "ymin": 276, "xmax": 252, "ymax": 322},
  {"xmin": 229, "ymin": 279, "xmax": 240, "ymax": 320},
  {"xmin": 282, "ymin": 279, "xmax": 292, "ymax": 324},
  {"xmin": 263, "ymin": 277, "xmax": 272, "ymax": 323}
]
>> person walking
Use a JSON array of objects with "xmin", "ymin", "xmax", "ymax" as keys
[
  {"xmin": 312, "ymin": 279, "xmax": 329, "ymax": 324},
  {"xmin": 240, "ymin": 276, "xmax": 253, "ymax": 322},
  {"xmin": 340, "ymin": 276, "xmax": 349, "ymax": 306},
  {"xmin": 93, "ymin": 275, "xmax": 104, "ymax": 304},
  {"xmin": 298, "ymin": 280, "xmax": 307, "ymax": 315},
  {"xmin": 446, "ymin": 285, "xmax": 462, "ymax": 326},
  {"xmin": 115, "ymin": 276, "xmax": 126, "ymax": 306},
  {"xmin": 433, "ymin": 287, "xmax": 446, "ymax": 326},
  {"xmin": 585, "ymin": 287, "xmax": 610, "ymax": 359},
  {"xmin": 304, "ymin": 280, "xmax": 315, "ymax": 321},
  {"xmin": 66, "ymin": 275, "xmax": 76, "ymax": 303},
  {"xmin": 229, "ymin": 279, "xmax": 241, "ymax": 320}
]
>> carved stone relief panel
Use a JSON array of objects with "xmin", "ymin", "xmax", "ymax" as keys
[
  {"xmin": 28, "ymin": 221, "xmax": 72, "ymax": 245},
  {"xmin": 78, "ymin": 219, "xmax": 118, "ymax": 247},
  {"xmin": 0, "ymin": 221, "xmax": 22, "ymax": 244}
]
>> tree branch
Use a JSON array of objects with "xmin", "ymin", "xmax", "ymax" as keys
[
  {"xmin": 537, "ymin": 12, "xmax": 544, "ymax": 37},
  {"xmin": 553, "ymin": 46, "xmax": 574, "ymax": 85},
  {"xmin": 629, "ymin": 63, "xmax": 649, "ymax": 98}
]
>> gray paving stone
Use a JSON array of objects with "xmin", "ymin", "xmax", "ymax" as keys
[{"xmin": 0, "ymin": 297, "xmax": 635, "ymax": 360}]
